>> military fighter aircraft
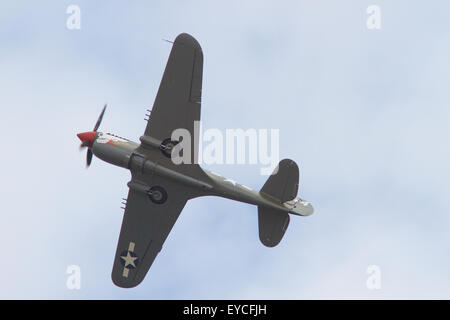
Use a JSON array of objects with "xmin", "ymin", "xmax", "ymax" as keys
[{"xmin": 77, "ymin": 33, "xmax": 314, "ymax": 288}]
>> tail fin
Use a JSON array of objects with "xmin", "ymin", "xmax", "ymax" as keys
[{"xmin": 258, "ymin": 159, "xmax": 299, "ymax": 247}]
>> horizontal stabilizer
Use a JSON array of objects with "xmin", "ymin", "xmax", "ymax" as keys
[
  {"xmin": 258, "ymin": 207, "xmax": 290, "ymax": 247},
  {"xmin": 260, "ymin": 159, "xmax": 299, "ymax": 202}
]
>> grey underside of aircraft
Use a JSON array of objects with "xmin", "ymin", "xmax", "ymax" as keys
[{"xmin": 82, "ymin": 33, "xmax": 313, "ymax": 288}]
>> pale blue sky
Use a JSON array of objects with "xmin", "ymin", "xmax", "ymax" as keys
[{"xmin": 0, "ymin": 1, "xmax": 449, "ymax": 299}]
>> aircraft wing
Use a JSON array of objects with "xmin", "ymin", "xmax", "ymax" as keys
[
  {"xmin": 141, "ymin": 33, "xmax": 202, "ymax": 157},
  {"xmin": 137, "ymin": 33, "xmax": 211, "ymax": 182},
  {"xmin": 111, "ymin": 172, "xmax": 190, "ymax": 288}
]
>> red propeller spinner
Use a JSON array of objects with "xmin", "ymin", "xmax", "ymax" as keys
[
  {"xmin": 78, "ymin": 104, "xmax": 107, "ymax": 167},
  {"xmin": 77, "ymin": 131, "xmax": 96, "ymax": 148}
]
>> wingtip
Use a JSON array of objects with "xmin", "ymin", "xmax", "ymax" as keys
[
  {"xmin": 111, "ymin": 272, "xmax": 144, "ymax": 289},
  {"xmin": 174, "ymin": 33, "xmax": 202, "ymax": 52}
]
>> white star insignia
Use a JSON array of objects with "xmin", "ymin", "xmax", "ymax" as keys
[
  {"xmin": 224, "ymin": 178, "xmax": 237, "ymax": 186},
  {"xmin": 120, "ymin": 251, "xmax": 138, "ymax": 268}
]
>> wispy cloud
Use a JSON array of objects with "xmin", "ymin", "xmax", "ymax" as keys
[{"xmin": 0, "ymin": 0, "xmax": 449, "ymax": 299}]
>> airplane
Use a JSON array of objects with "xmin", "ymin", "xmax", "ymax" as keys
[{"xmin": 77, "ymin": 33, "xmax": 314, "ymax": 288}]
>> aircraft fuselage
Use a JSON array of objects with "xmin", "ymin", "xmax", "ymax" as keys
[{"xmin": 90, "ymin": 132, "xmax": 313, "ymax": 216}]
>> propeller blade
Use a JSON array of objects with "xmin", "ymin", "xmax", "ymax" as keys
[
  {"xmin": 93, "ymin": 104, "xmax": 107, "ymax": 132},
  {"xmin": 79, "ymin": 140, "xmax": 90, "ymax": 150},
  {"xmin": 86, "ymin": 149, "xmax": 93, "ymax": 167},
  {"xmin": 79, "ymin": 104, "xmax": 105, "ymax": 167}
]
